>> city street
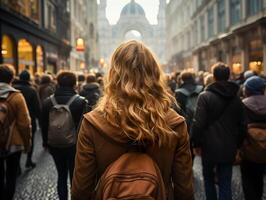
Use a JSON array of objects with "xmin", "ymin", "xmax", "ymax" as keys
[{"xmin": 14, "ymin": 129, "xmax": 266, "ymax": 200}]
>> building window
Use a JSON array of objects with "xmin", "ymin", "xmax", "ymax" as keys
[
  {"xmin": 200, "ymin": 15, "xmax": 205, "ymax": 42},
  {"xmin": 1, "ymin": 35, "xmax": 14, "ymax": 66},
  {"xmin": 208, "ymin": 7, "xmax": 214, "ymax": 38},
  {"xmin": 18, "ymin": 39, "xmax": 34, "ymax": 75},
  {"xmin": 46, "ymin": 1, "xmax": 56, "ymax": 32},
  {"xmin": 36, "ymin": 46, "xmax": 44, "ymax": 74},
  {"xmin": 247, "ymin": 0, "xmax": 262, "ymax": 16},
  {"xmin": 1, "ymin": 0, "xmax": 40, "ymax": 24},
  {"xmin": 218, "ymin": 0, "xmax": 226, "ymax": 33},
  {"xmin": 230, "ymin": 0, "xmax": 241, "ymax": 25}
]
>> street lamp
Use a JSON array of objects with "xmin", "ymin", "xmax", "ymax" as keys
[
  {"xmin": 76, "ymin": 38, "xmax": 85, "ymax": 52},
  {"xmin": 99, "ymin": 58, "xmax": 105, "ymax": 67}
]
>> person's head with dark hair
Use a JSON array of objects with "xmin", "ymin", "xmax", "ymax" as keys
[
  {"xmin": 56, "ymin": 71, "xmax": 77, "ymax": 88},
  {"xmin": 180, "ymin": 70, "xmax": 196, "ymax": 84},
  {"xmin": 19, "ymin": 70, "xmax": 31, "ymax": 82},
  {"xmin": 78, "ymin": 74, "xmax": 85, "ymax": 82},
  {"xmin": 0, "ymin": 64, "xmax": 15, "ymax": 84},
  {"xmin": 244, "ymin": 76, "xmax": 266, "ymax": 97},
  {"xmin": 40, "ymin": 74, "xmax": 52, "ymax": 84},
  {"xmin": 95, "ymin": 72, "xmax": 103, "ymax": 79},
  {"xmin": 211, "ymin": 62, "xmax": 230, "ymax": 81},
  {"xmin": 86, "ymin": 73, "xmax": 97, "ymax": 83}
]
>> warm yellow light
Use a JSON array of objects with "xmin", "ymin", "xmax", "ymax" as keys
[
  {"xmin": 80, "ymin": 62, "xmax": 85, "ymax": 69},
  {"xmin": 232, "ymin": 63, "xmax": 242, "ymax": 74},
  {"xmin": 1, "ymin": 50, "xmax": 7, "ymax": 55},
  {"xmin": 76, "ymin": 38, "xmax": 85, "ymax": 51},
  {"xmin": 99, "ymin": 58, "xmax": 105, "ymax": 65}
]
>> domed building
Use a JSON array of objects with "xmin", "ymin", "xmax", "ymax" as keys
[{"xmin": 98, "ymin": 0, "xmax": 166, "ymax": 64}]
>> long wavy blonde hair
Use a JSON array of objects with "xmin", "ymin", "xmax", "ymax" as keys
[{"xmin": 95, "ymin": 40, "xmax": 176, "ymax": 146}]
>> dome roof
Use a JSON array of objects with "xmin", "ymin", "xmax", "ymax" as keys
[{"xmin": 121, "ymin": 0, "xmax": 145, "ymax": 16}]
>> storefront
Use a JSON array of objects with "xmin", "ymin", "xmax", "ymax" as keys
[{"xmin": 0, "ymin": 2, "xmax": 71, "ymax": 75}]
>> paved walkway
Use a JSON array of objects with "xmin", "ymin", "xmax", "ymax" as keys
[{"xmin": 14, "ymin": 130, "xmax": 266, "ymax": 200}]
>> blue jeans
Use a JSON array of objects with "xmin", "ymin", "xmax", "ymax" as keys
[{"xmin": 202, "ymin": 158, "xmax": 233, "ymax": 200}]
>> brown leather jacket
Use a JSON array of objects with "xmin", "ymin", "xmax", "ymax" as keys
[{"xmin": 72, "ymin": 109, "xmax": 194, "ymax": 200}]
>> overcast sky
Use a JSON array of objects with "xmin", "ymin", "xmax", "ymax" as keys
[{"xmin": 104, "ymin": 0, "xmax": 160, "ymax": 25}]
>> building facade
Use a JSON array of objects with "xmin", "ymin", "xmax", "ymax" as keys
[
  {"xmin": 98, "ymin": 0, "xmax": 167, "ymax": 65},
  {"xmin": 0, "ymin": 0, "xmax": 71, "ymax": 75},
  {"xmin": 69, "ymin": 0, "xmax": 99, "ymax": 72},
  {"xmin": 166, "ymin": 0, "xmax": 266, "ymax": 75}
]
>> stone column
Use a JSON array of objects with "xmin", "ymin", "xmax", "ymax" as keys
[
  {"xmin": 214, "ymin": 2, "xmax": 218, "ymax": 35},
  {"xmin": 242, "ymin": 0, "xmax": 247, "ymax": 20},
  {"xmin": 225, "ymin": 0, "xmax": 230, "ymax": 28},
  {"xmin": 238, "ymin": 35, "xmax": 249, "ymax": 71}
]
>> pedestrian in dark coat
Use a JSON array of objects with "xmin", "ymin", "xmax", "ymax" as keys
[
  {"xmin": 39, "ymin": 74, "xmax": 56, "ymax": 105},
  {"xmin": 241, "ymin": 76, "xmax": 266, "ymax": 200},
  {"xmin": 13, "ymin": 70, "xmax": 41, "ymax": 168},
  {"xmin": 191, "ymin": 62, "xmax": 246, "ymax": 200},
  {"xmin": 41, "ymin": 71, "xmax": 88, "ymax": 200},
  {"xmin": 79, "ymin": 73, "xmax": 101, "ymax": 112}
]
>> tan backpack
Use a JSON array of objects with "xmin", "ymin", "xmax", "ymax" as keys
[
  {"xmin": 0, "ymin": 92, "xmax": 16, "ymax": 157},
  {"xmin": 242, "ymin": 123, "xmax": 266, "ymax": 163},
  {"xmin": 47, "ymin": 94, "xmax": 78, "ymax": 147},
  {"xmin": 94, "ymin": 150, "xmax": 166, "ymax": 200}
]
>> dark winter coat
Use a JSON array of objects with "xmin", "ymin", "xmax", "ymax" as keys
[
  {"xmin": 79, "ymin": 82, "xmax": 101, "ymax": 111},
  {"xmin": 41, "ymin": 87, "xmax": 88, "ymax": 147},
  {"xmin": 13, "ymin": 80, "xmax": 41, "ymax": 123},
  {"xmin": 39, "ymin": 82, "xmax": 56, "ymax": 104},
  {"xmin": 242, "ymin": 95, "xmax": 266, "ymax": 124},
  {"xmin": 175, "ymin": 82, "xmax": 203, "ymax": 113},
  {"xmin": 175, "ymin": 82, "xmax": 203, "ymax": 130},
  {"xmin": 191, "ymin": 81, "xmax": 246, "ymax": 163}
]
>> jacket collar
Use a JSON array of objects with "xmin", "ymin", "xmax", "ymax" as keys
[
  {"xmin": 0, "ymin": 83, "xmax": 18, "ymax": 98},
  {"xmin": 54, "ymin": 87, "xmax": 77, "ymax": 96}
]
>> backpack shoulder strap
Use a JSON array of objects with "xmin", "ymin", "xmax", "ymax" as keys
[
  {"xmin": 194, "ymin": 85, "xmax": 203, "ymax": 94},
  {"xmin": 175, "ymin": 88, "xmax": 190, "ymax": 96},
  {"xmin": 50, "ymin": 95, "xmax": 58, "ymax": 106},
  {"xmin": 67, "ymin": 94, "xmax": 79, "ymax": 106}
]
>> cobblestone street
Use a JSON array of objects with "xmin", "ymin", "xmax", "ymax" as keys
[{"xmin": 14, "ymin": 130, "xmax": 266, "ymax": 200}]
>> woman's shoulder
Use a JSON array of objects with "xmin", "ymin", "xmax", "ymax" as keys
[{"xmin": 166, "ymin": 108, "xmax": 186, "ymax": 128}]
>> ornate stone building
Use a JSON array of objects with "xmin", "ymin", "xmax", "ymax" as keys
[
  {"xmin": 70, "ymin": 0, "xmax": 99, "ymax": 72},
  {"xmin": 166, "ymin": 0, "xmax": 266, "ymax": 75},
  {"xmin": 98, "ymin": 0, "xmax": 166, "ymax": 64},
  {"xmin": 0, "ymin": 0, "xmax": 71, "ymax": 74}
]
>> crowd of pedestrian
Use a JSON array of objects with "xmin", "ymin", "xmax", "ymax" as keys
[
  {"xmin": 0, "ymin": 65, "xmax": 102, "ymax": 200},
  {"xmin": 0, "ymin": 40, "xmax": 265, "ymax": 200}
]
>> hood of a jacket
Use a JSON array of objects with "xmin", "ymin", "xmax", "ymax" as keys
[
  {"xmin": 243, "ymin": 95, "xmax": 266, "ymax": 116},
  {"xmin": 0, "ymin": 83, "xmax": 18, "ymax": 98},
  {"xmin": 206, "ymin": 81, "xmax": 239, "ymax": 99},
  {"xmin": 83, "ymin": 82, "xmax": 100, "ymax": 91},
  {"xmin": 84, "ymin": 109, "xmax": 185, "ymax": 144},
  {"xmin": 13, "ymin": 79, "xmax": 31, "ymax": 87},
  {"xmin": 180, "ymin": 82, "xmax": 199, "ymax": 93},
  {"xmin": 54, "ymin": 87, "xmax": 76, "ymax": 97}
]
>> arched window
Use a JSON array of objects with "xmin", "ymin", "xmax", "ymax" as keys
[
  {"xmin": 1, "ymin": 35, "xmax": 14, "ymax": 65},
  {"xmin": 36, "ymin": 46, "xmax": 44, "ymax": 74},
  {"xmin": 18, "ymin": 39, "xmax": 34, "ymax": 75}
]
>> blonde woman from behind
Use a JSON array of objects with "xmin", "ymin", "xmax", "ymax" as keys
[{"xmin": 71, "ymin": 40, "xmax": 194, "ymax": 200}]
